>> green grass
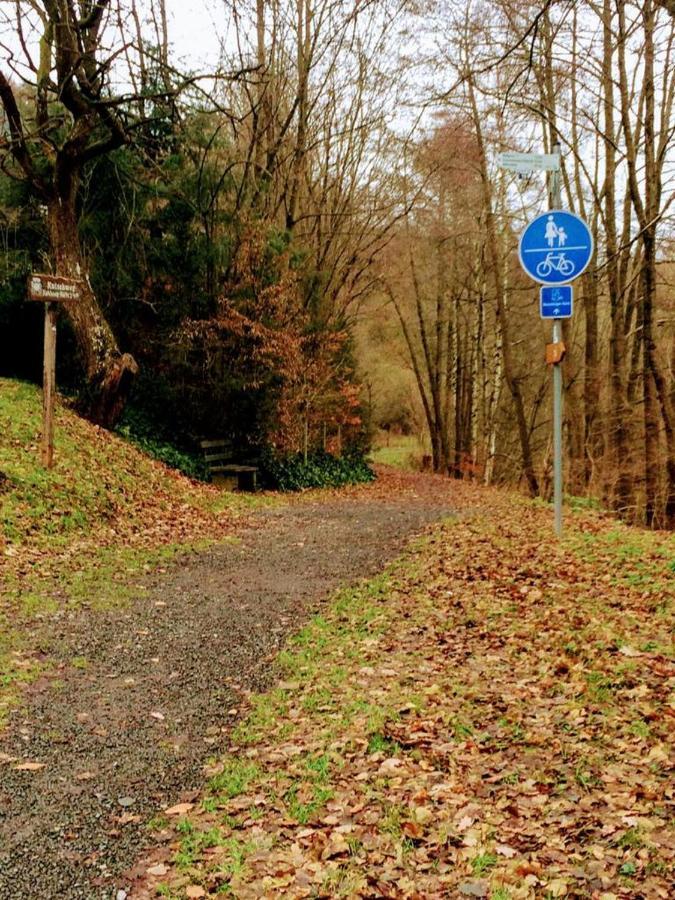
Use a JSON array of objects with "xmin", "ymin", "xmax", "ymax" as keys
[
  {"xmin": 140, "ymin": 508, "xmax": 675, "ymax": 897},
  {"xmin": 471, "ymin": 852, "xmax": 498, "ymax": 875},
  {"xmin": 284, "ymin": 780, "xmax": 333, "ymax": 824},
  {"xmin": 209, "ymin": 760, "xmax": 261, "ymax": 799},
  {"xmin": 568, "ymin": 525, "xmax": 675, "ymax": 596},
  {"xmin": 0, "ymin": 378, "xmax": 270, "ymax": 550},
  {"xmin": 0, "ymin": 379, "xmax": 132, "ymax": 544},
  {"xmin": 367, "ymin": 732, "xmax": 400, "ymax": 755},
  {"xmin": 370, "ymin": 432, "xmax": 427, "ymax": 470},
  {"xmin": 0, "ymin": 377, "xmax": 276, "ymax": 729}
]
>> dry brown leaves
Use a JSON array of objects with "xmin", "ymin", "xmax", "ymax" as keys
[{"xmin": 130, "ymin": 485, "xmax": 673, "ymax": 899}]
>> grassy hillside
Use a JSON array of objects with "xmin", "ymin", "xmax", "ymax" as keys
[
  {"xmin": 0, "ymin": 379, "xmax": 238, "ymax": 552},
  {"xmin": 0, "ymin": 378, "xmax": 264, "ymax": 724}
]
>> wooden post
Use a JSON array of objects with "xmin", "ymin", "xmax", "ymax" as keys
[
  {"xmin": 42, "ymin": 303, "xmax": 57, "ymax": 469},
  {"xmin": 27, "ymin": 274, "xmax": 83, "ymax": 470}
]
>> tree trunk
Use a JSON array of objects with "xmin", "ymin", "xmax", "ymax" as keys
[
  {"xmin": 287, "ymin": 0, "xmax": 311, "ymax": 231},
  {"xmin": 605, "ymin": 0, "xmax": 634, "ymax": 516},
  {"xmin": 581, "ymin": 270, "xmax": 601, "ymax": 488},
  {"xmin": 255, "ymin": 0, "xmax": 269, "ymax": 180},
  {"xmin": 47, "ymin": 187, "xmax": 138, "ymax": 428},
  {"xmin": 467, "ymin": 76, "xmax": 539, "ymax": 496},
  {"xmin": 470, "ymin": 274, "xmax": 484, "ymax": 477}
]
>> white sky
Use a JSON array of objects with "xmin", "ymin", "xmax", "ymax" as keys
[
  {"xmin": 0, "ymin": 1, "xmax": 230, "ymax": 81},
  {"xmin": 166, "ymin": 0, "xmax": 224, "ymax": 70}
]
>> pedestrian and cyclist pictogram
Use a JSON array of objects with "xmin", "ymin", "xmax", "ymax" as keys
[{"xmin": 519, "ymin": 210, "xmax": 593, "ymax": 285}]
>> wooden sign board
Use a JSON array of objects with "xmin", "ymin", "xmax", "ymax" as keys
[
  {"xmin": 27, "ymin": 274, "xmax": 82, "ymax": 303},
  {"xmin": 27, "ymin": 273, "xmax": 82, "ymax": 469}
]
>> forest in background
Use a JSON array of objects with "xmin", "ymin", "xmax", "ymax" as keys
[{"xmin": 0, "ymin": 0, "xmax": 674, "ymax": 526}]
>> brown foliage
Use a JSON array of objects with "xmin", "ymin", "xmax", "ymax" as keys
[{"xmin": 177, "ymin": 230, "xmax": 361, "ymax": 452}]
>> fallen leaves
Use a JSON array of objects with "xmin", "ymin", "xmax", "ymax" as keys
[
  {"xmin": 164, "ymin": 802, "xmax": 194, "ymax": 817},
  {"xmin": 647, "ymin": 744, "xmax": 669, "ymax": 764},
  {"xmin": 459, "ymin": 882, "xmax": 489, "ymax": 897},
  {"xmin": 14, "ymin": 761, "xmax": 45, "ymax": 771},
  {"xmin": 0, "ymin": 378, "xmax": 257, "ymax": 727},
  {"xmin": 146, "ymin": 863, "xmax": 168, "ymax": 877},
  {"xmin": 32, "ymin": 474, "xmax": 672, "ymax": 898},
  {"xmin": 320, "ymin": 832, "xmax": 350, "ymax": 860}
]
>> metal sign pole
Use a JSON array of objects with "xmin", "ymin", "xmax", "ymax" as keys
[
  {"xmin": 505, "ymin": 150, "xmax": 592, "ymax": 539},
  {"xmin": 550, "ymin": 141, "xmax": 563, "ymax": 537}
]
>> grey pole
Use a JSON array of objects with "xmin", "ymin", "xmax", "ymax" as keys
[{"xmin": 550, "ymin": 141, "xmax": 563, "ymax": 537}]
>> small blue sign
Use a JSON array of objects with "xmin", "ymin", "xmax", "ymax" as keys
[
  {"xmin": 540, "ymin": 285, "xmax": 573, "ymax": 319},
  {"xmin": 519, "ymin": 209, "xmax": 593, "ymax": 285}
]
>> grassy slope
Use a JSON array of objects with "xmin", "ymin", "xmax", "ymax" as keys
[
  {"xmin": 0, "ymin": 378, "xmax": 266, "ymax": 723},
  {"xmin": 139, "ymin": 487, "xmax": 674, "ymax": 900},
  {"xmin": 0, "ymin": 378, "xmax": 246, "ymax": 550}
]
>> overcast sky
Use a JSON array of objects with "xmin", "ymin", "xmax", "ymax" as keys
[
  {"xmin": 165, "ymin": 0, "xmax": 227, "ymax": 69},
  {"xmin": 0, "ymin": 0, "xmax": 228, "ymax": 77}
]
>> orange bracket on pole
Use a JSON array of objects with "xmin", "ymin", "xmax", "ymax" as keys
[{"xmin": 546, "ymin": 341, "xmax": 566, "ymax": 366}]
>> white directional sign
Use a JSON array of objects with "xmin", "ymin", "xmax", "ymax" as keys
[{"xmin": 499, "ymin": 152, "xmax": 560, "ymax": 174}]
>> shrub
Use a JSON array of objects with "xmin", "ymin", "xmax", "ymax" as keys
[
  {"xmin": 116, "ymin": 406, "xmax": 209, "ymax": 481},
  {"xmin": 260, "ymin": 449, "xmax": 375, "ymax": 491}
]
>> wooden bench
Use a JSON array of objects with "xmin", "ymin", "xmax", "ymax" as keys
[{"xmin": 200, "ymin": 439, "xmax": 259, "ymax": 491}]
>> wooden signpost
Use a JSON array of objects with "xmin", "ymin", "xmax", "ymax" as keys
[{"xmin": 27, "ymin": 274, "xmax": 83, "ymax": 468}]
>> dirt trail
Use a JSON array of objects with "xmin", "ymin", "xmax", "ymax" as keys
[{"xmin": 0, "ymin": 473, "xmax": 454, "ymax": 899}]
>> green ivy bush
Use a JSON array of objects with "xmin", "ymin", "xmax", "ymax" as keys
[
  {"xmin": 260, "ymin": 449, "xmax": 375, "ymax": 491},
  {"xmin": 116, "ymin": 407, "xmax": 209, "ymax": 482}
]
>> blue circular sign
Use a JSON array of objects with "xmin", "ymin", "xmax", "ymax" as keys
[{"xmin": 519, "ymin": 209, "xmax": 593, "ymax": 285}]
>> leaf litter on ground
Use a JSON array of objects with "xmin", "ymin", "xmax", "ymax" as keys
[
  {"xmin": 129, "ymin": 484, "xmax": 674, "ymax": 899},
  {"xmin": 0, "ymin": 379, "xmax": 281, "ymax": 724}
]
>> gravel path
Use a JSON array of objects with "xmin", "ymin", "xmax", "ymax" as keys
[{"xmin": 0, "ymin": 478, "xmax": 453, "ymax": 899}]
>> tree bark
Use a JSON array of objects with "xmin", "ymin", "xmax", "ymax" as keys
[
  {"xmin": 0, "ymin": 1, "xmax": 144, "ymax": 429},
  {"xmin": 605, "ymin": 0, "xmax": 633, "ymax": 515},
  {"xmin": 618, "ymin": 0, "xmax": 675, "ymax": 525},
  {"xmin": 581, "ymin": 269, "xmax": 601, "ymax": 488},
  {"xmin": 47, "ymin": 180, "xmax": 138, "ymax": 428},
  {"xmin": 467, "ymin": 75, "xmax": 539, "ymax": 496}
]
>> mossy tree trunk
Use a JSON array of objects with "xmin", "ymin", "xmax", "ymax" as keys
[
  {"xmin": 0, "ymin": 2, "xmax": 145, "ymax": 428},
  {"xmin": 47, "ymin": 177, "xmax": 138, "ymax": 428}
]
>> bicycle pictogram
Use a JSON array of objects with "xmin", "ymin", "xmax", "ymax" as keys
[{"xmin": 536, "ymin": 253, "xmax": 575, "ymax": 278}]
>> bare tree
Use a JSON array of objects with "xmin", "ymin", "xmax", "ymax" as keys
[
  {"xmin": 391, "ymin": 0, "xmax": 675, "ymax": 525},
  {"xmin": 221, "ymin": 0, "xmax": 412, "ymax": 323},
  {"xmin": 0, "ymin": 3, "xmax": 147, "ymax": 425},
  {"xmin": 615, "ymin": 0, "xmax": 675, "ymax": 525},
  {"xmin": 0, "ymin": 1, "xmax": 234, "ymax": 426}
]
